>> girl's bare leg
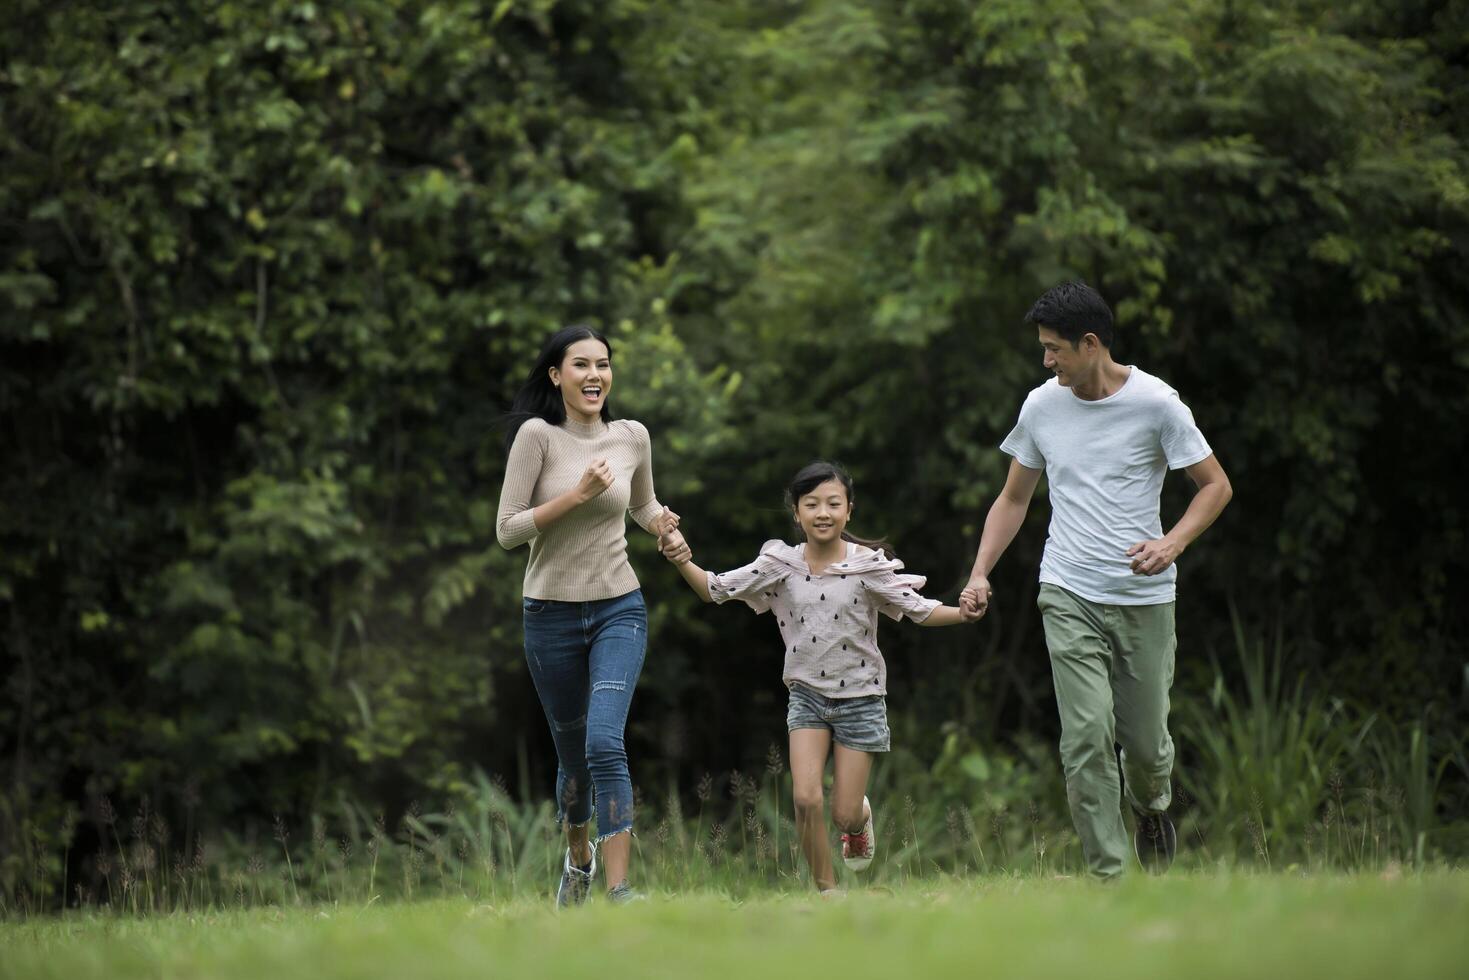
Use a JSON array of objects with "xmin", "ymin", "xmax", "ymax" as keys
[
  {"xmin": 789, "ymin": 729, "xmax": 836, "ymax": 891},
  {"xmin": 830, "ymin": 744, "xmax": 874, "ymax": 834}
]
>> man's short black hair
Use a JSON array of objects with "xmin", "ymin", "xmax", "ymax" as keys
[{"xmin": 1024, "ymin": 280, "xmax": 1114, "ymax": 348}]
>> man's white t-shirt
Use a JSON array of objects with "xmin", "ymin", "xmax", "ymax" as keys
[{"xmin": 1000, "ymin": 366, "xmax": 1212, "ymax": 606}]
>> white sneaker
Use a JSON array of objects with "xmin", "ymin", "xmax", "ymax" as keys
[
  {"xmin": 841, "ymin": 796, "xmax": 876, "ymax": 871},
  {"xmin": 606, "ymin": 881, "xmax": 646, "ymax": 905},
  {"xmin": 556, "ymin": 847, "xmax": 596, "ymax": 908}
]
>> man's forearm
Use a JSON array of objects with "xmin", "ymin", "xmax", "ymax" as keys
[
  {"xmin": 1164, "ymin": 481, "xmax": 1232, "ymax": 550},
  {"xmin": 969, "ymin": 496, "xmax": 1029, "ymax": 580}
]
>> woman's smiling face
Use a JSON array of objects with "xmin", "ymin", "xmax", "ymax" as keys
[{"xmin": 550, "ymin": 338, "xmax": 612, "ymax": 421}]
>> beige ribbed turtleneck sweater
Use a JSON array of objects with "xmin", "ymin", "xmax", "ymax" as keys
[{"xmin": 496, "ymin": 416, "xmax": 664, "ymax": 601}]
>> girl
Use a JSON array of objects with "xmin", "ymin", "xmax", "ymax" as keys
[
  {"xmin": 658, "ymin": 460, "xmax": 980, "ymax": 894},
  {"xmin": 496, "ymin": 324, "xmax": 679, "ymax": 907}
]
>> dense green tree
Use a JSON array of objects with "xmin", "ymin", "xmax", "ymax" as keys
[
  {"xmin": 649, "ymin": 0, "xmax": 1469, "ymax": 751},
  {"xmin": 0, "ymin": 0, "xmax": 733, "ymax": 880}
]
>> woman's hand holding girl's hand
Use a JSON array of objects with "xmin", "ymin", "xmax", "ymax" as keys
[
  {"xmin": 659, "ymin": 529, "xmax": 691, "ymax": 564},
  {"xmin": 656, "ymin": 506, "xmax": 691, "ymax": 563},
  {"xmin": 575, "ymin": 459, "xmax": 615, "ymax": 502}
]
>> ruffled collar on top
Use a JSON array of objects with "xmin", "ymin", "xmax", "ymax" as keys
[{"xmin": 754, "ymin": 539, "xmax": 914, "ymax": 578}]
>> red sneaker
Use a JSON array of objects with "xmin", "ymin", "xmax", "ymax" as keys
[{"xmin": 841, "ymin": 796, "xmax": 876, "ymax": 871}]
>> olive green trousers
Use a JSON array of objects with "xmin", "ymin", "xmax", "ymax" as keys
[{"xmin": 1038, "ymin": 584, "xmax": 1176, "ymax": 879}]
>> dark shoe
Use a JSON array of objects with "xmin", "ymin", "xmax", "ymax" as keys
[
  {"xmin": 1134, "ymin": 811, "xmax": 1176, "ymax": 873},
  {"xmin": 606, "ymin": 881, "xmax": 646, "ymax": 905},
  {"xmin": 556, "ymin": 848, "xmax": 596, "ymax": 908}
]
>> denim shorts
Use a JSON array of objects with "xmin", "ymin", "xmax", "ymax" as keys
[{"xmin": 786, "ymin": 683, "xmax": 891, "ymax": 753}]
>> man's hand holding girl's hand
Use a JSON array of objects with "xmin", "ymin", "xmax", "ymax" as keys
[{"xmin": 959, "ymin": 578, "xmax": 991, "ymax": 622}]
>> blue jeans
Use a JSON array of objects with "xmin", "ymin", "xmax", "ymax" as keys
[{"xmin": 522, "ymin": 589, "xmax": 647, "ymax": 842}]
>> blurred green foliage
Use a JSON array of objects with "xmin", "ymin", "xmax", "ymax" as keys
[{"xmin": 2, "ymin": 0, "xmax": 1466, "ymax": 901}]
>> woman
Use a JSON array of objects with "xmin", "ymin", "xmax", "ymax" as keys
[{"xmin": 496, "ymin": 324, "xmax": 678, "ymax": 907}]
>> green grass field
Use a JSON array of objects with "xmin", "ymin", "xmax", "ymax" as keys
[{"xmin": 3, "ymin": 873, "xmax": 1466, "ymax": 980}]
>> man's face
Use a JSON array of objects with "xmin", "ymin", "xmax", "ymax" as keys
[{"xmin": 1038, "ymin": 326, "xmax": 1094, "ymax": 387}]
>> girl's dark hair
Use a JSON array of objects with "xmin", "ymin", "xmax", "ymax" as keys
[
  {"xmin": 502, "ymin": 325, "xmax": 615, "ymax": 453},
  {"xmin": 783, "ymin": 459, "xmax": 896, "ymax": 560}
]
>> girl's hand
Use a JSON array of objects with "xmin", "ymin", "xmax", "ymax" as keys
[
  {"xmin": 660, "ymin": 529, "xmax": 692, "ymax": 564},
  {"xmin": 575, "ymin": 459, "xmax": 615, "ymax": 502},
  {"xmin": 656, "ymin": 506, "xmax": 681, "ymax": 536},
  {"xmin": 959, "ymin": 595, "xmax": 985, "ymax": 622},
  {"xmin": 960, "ymin": 583, "xmax": 990, "ymax": 620}
]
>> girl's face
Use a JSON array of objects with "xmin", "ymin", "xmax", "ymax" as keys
[
  {"xmin": 549, "ymin": 338, "xmax": 612, "ymax": 422},
  {"xmin": 794, "ymin": 478, "xmax": 851, "ymax": 547}
]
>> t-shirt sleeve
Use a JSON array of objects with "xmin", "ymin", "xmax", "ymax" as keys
[
  {"xmin": 862, "ymin": 571, "xmax": 942, "ymax": 623},
  {"xmin": 707, "ymin": 555, "xmax": 787, "ymax": 614},
  {"xmin": 1158, "ymin": 393, "xmax": 1213, "ymax": 470},
  {"xmin": 999, "ymin": 395, "xmax": 1045, "ymax": 469}
]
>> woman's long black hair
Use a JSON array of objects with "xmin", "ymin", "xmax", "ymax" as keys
[
  {"xmin": 784, "ymin": 459, "xmax": 896, "ymax": 560},
  {"xmin": 502, "ymin": 325, "xmax": 615, "ymax": 454}
]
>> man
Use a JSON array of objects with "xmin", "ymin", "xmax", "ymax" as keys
[{"xmin": 962, "ymin": 281, "xmax": 1232, "ymax": 879}]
